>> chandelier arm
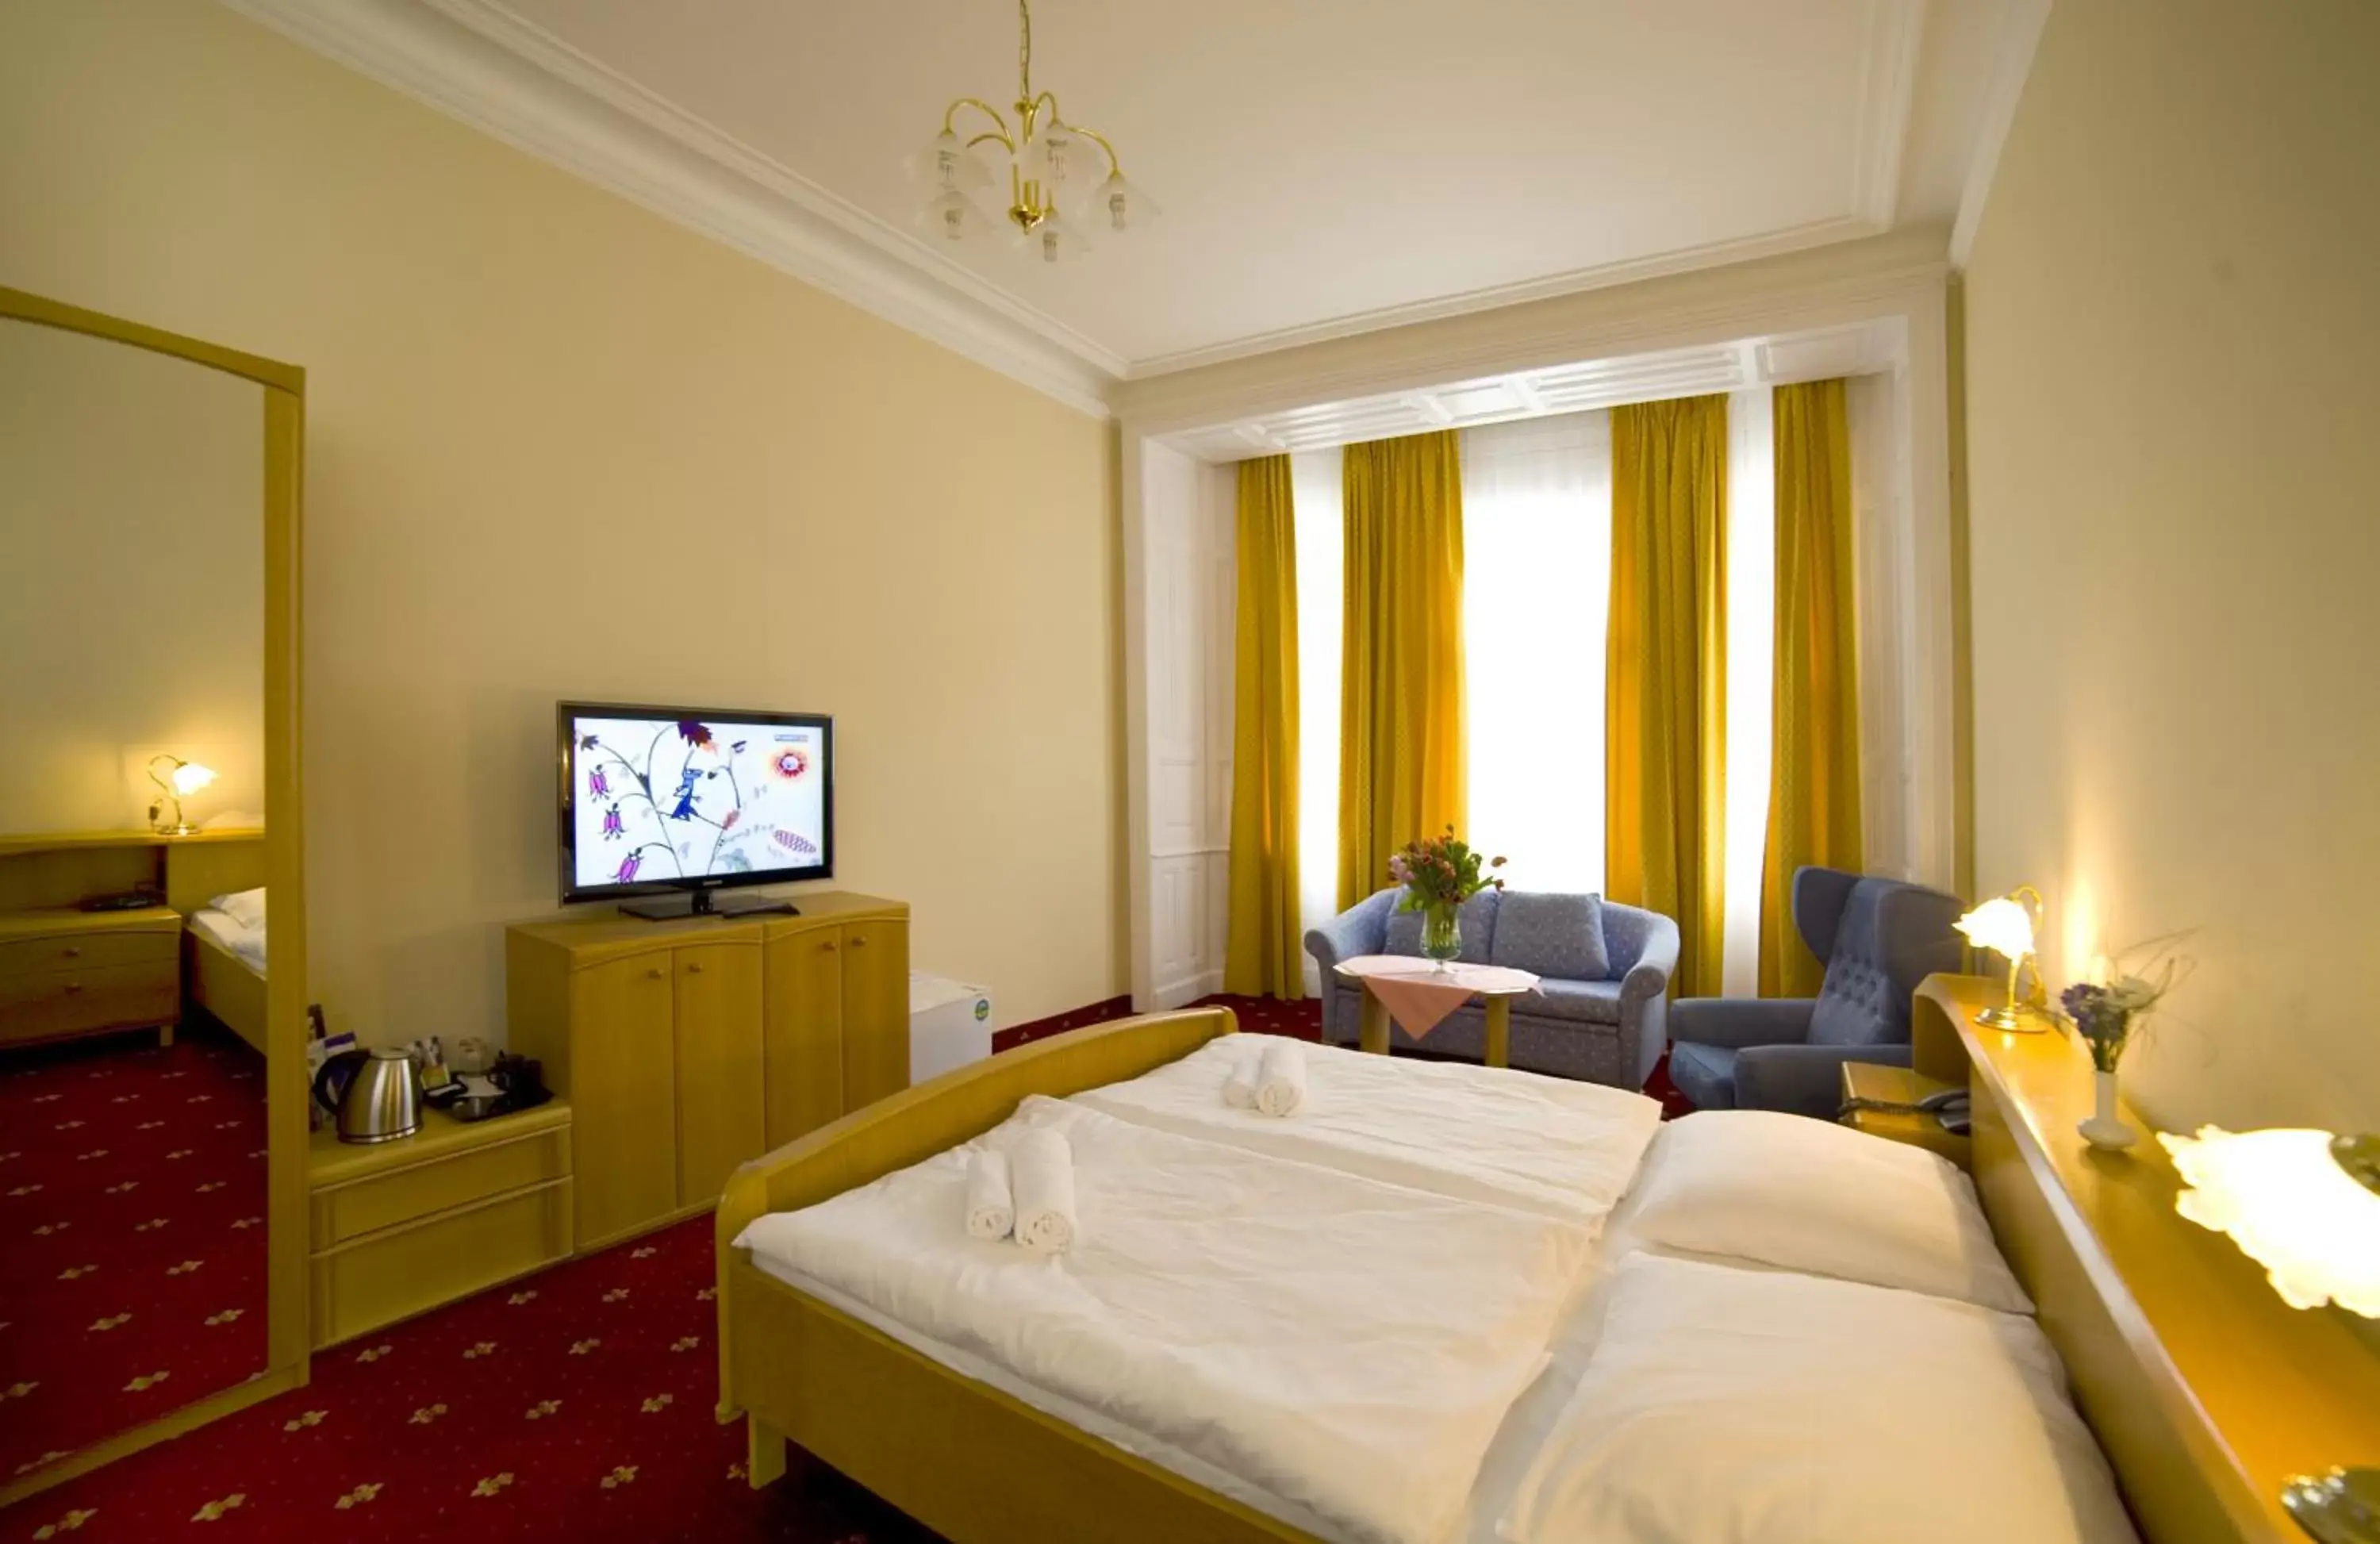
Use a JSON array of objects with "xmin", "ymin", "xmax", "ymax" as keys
[
  {"xmin": 1068, "ymin": 125, "xmax": 1123, "ymax": 177},
  {"xmin": 941, "ymin": 95, "xmax": 1014, "ymax": 144},
  {"xmin": 1018, "ymin": 0, "xmax": 1033, "ymax": 102}
]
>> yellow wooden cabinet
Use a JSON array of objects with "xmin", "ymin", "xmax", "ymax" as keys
[
  {"xmin": 306, "ymin": 1101, "xmax": 574, "ymax": 1349},
  {"xmin": 0, "ymin": 907, "xmax": 181, "ymax": 1050},
  {"xmin": 507, "ymin": 891, "xmax": 908, "ymax": 1253}
]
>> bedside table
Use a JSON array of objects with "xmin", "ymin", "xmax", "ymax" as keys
[
  {"xmin": 0, "ymin": 906, "xmax": 182, "ymax": 1050},
  {"xmin": 1838, "ymin": 1062, "xmax": 1972, "ymax": 1169},
  {"xmin": 307, "ymin": 1100, "xmax": 573, "ymax": 1347}
]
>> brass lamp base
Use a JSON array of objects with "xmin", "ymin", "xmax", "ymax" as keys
[
  {"xmin": 1975, "ymin": 1003, "xmax": 2048, "ymax": 1033},
  {"xmin": 2283, "ymin": 1468, "xmax": 2380, "ymax": 1543}
]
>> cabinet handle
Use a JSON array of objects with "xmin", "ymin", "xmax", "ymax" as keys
[
  {"xmin": 61, "ymin": 947, "xmax": 81, "ymax": 959},
  {"xmin": 822, "ymin": 940, "xmax": 837, "ymax": 952},
  {"xmin": 64, "ymin": 982, "xmax": 83, "ymax": 994},
  {"xmin": 687, "ymin": 962, "xmax": 704, "ymax": 974},
  {"xmin": 850, "ymin": 935, "xmax": 868, "ymax": 948},
  {"xmin": 647, "ymin": 967, "xmax": 665, "ymax": 980}
]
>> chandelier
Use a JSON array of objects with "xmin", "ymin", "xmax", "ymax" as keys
[{"xmin": 912, "ymin": 0, "xmax": 1157, "ymax": 263}]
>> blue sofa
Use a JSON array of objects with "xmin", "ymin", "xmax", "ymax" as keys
[
  {"xmin": 1304, "ymin": 888, "xmax": 1679, "ymax": 1089},
  {"xmin": 1666, "ymin": 866, "xmax": 1966, "ymax": 1119}
]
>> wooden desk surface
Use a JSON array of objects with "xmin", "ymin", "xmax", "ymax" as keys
[
  {"xmin": 1838, "ymin": 1061, "xmax": 1972, "ymax": 1168},
  {"xmin": 0, "ymin": 905, "xmax": 182, "ymax": 942},
  {"xmin": 309, "ymin": 1099, "xmax": 573, "ymax": 1189},
  {"xmin": 1916, "ymin": 974, "xmax": 2380, "ymax": 1543}
]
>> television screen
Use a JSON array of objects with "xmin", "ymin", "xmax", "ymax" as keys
[{"xmin": 559, "ymin": 703, "xmax": 832, "ymax": 905}]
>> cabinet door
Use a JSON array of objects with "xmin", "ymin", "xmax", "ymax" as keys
[
  {"xmin": 568, "ymin": 954, "xmax": 678, "ymax": 1250},
  {"xmin": 762, "ymin": 925, "xmax": 843, "ymax": 1148},
  {"xmin": 672, "ymin": 943, "xmax": 766, "ymax": 1210},
  {"xmin": 839, "ymin": 918, "xmax": 910, "ymax": 1111}
]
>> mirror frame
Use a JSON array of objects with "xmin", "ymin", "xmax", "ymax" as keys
[{"xmin": 0, "ymin": 285, "xmax": 308, "ymax": 1506}]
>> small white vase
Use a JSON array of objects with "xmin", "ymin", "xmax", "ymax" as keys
[{"xmin": 2078, "ymin": 1069, "xmax": 2136, "ymax": 1150}]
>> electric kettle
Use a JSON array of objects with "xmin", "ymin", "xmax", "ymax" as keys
[{"xmin": 313, "ymin": 1046, "xmax": 424, "ymax": 1144}]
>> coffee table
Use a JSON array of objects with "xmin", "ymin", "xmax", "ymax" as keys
[{"xmin": 1332, "ymin": 954, "xmax": 1541, "ymax": 1069}]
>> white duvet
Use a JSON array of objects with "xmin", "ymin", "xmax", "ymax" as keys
[
  {"xmin": 735, "ymin": 1095, "xmax": 1591, "ymax": 1544},
  {"xmin": 189, "ymin": 906, "xmax": 266, "ymax": 972},
  {"xmin": 1073, "ymin": 1036, "xmax": 1661, "ymax": 1227}
]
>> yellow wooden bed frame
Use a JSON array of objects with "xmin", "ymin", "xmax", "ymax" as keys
[
  {"xmin": 185, "ymin": 924, "xmax": 267, "ymax": 1056},
  {"xmin": 716, "ymin": 987, "xmax": 2380, "ymax": 1544}
]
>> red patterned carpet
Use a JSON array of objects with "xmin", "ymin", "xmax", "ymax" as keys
[
  {"xmin": 1, "ymin": 1021, "xmax": 270, "ymax": 1484},
  {"xmin": 9, "ymin": 992, "xmax": 1682, "ymax": 1540}
]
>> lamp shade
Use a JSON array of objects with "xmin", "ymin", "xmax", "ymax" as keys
[
  {"xmin": 1955, "ymin": 895, "xmax": 2036, "ymax": 960},
  {"xmin": 171, "ymin": 761, "xmax": 217, "ymax": 796},
  {"xmin": 2161, "ymin": 1126, "xmax": 2380, "ymax": 1316}
]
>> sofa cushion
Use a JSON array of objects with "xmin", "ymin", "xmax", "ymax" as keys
[
  {"xmin": 1490, "ymin": 893, "xmax": 1611, "ymax": 981},
  {"xmin": 1384, "ymin": 889, "xmax": 1499, "ymax": 964},
  {"xmin": 1522, "ymin": 978, "xmax": 1626, "ymax": 1025},
  {"xmin": 1667, "ymin": 1042, "xmax": 1740, "ymax": 1112}
]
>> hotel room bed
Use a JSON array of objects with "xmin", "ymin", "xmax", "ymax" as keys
[
  {"xmin": 185, "ymin": 901, "xmax": 267, "ymax": 1054},
  {"xmin": 715, "ymin": 990, "xmax": 2332, "ymax": 1544}
]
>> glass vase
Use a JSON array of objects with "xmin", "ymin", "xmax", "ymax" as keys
[
  {"xmin": 2078, "ymin": 1068, "xmax": 2137, "ymax": 1151},
  {"xmin": 1420, "ymin": 905, "xmax": 1461, "ymax": 972}
]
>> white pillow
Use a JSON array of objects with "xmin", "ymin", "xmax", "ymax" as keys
[
  {"xmin": 1620, "ymin": 1109, "xmax": 2032, "ymax": 1312},
  {"xmin": 1499, "ymin": 1255, "xmax": 2137, "ymax": 1544},
  {"xmin": 209, "ymin": 887, "xmax": 267, "ymax": 930}
]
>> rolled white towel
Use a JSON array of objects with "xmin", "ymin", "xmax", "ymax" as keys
[
  {"xmin": 1222, "ymin": 1050, "xmax": 1258, "ymax": 1110},
  {"xmin": 964, "ymin": 1149, "xmax": 1014, "ymax": 1242},
  {"xmin": 1010, "ymin": 1129, "xmax": 1078, "ymax": 1254},
  {"xmin": 1255, "ymin": 1038, "xmax": 1307, "ymax": 1118}
]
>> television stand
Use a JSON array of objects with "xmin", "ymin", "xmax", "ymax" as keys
[{"xmin": 619, "ymin": 889, "xmax": 800, "ymax": 921}]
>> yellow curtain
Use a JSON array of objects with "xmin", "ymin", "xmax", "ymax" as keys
[
  {"xmin": 1223, "ymin": 455, "xmax": 1304, "ymax": 997},
  {"xmin": 1606, "ymin": 394, "xmax": 1728, "ymax": 997},
  {"xmin": 1338, "ymin": 431, "xmax": 1465, "ymax": 910},
  {"xmin": 1760, "ymin": 379, "xmax": 1864, "ymax": 996}
]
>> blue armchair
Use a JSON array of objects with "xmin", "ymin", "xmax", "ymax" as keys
[
  {"xmin": 1666, "ymin": 866, "xmax": 1966, "ymax": 1119},
  {"xmin": 1304, "ymin": 888, "xmax": 1679, "ymax": 1089}
]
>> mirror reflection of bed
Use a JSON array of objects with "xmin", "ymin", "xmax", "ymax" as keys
[{"xmin": 0, "ymin": 310, "xmax": 274, "ymax": 1478}]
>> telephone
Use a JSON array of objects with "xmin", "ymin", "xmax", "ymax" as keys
[{"xmin": 1917, "ymin": 1086, "xmax": 1972, "ymax": 1136}]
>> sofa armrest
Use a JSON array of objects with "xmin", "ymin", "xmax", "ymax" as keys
[
  {"xmin": 1734, "ymin": 1043, "xmax": 1914, "ymax": 1120},
  {"xmin": 1303, "ymin": 888, "xmax": 1395, "ymax": 977},
  {"xmin": 1616, "ymin": 912, "xmax": 1679, "ymax": 1005},
  {"xmin": 1667, "ymin": 997, "xmax": 1817, "ymax": 1050}
]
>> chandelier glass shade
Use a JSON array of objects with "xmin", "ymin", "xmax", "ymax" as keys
[{"xmin": 910, "ymin": 0, "xmax": 1157, "ymax": 263}]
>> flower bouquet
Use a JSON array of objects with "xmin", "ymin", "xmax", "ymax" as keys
[
  {"xmin": 1388, "ymin": 827, "xmax": 1506, "ymax": 970},
  {"xmin": 2059, "ymin": 941, "xmax": 2188, "ymax": 1151}
]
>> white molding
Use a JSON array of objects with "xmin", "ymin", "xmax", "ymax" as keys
[
  {"xmin": 220, "ymin": 0, "xmax": 1119, "ymax": 416},
  {"xmin": 222, "ymin": 0, "xmax": 1942, "ymax": 401},
  {"xmin": 1949, "ymin": 0, "xmax": 2053, "ymax": 267},
  {"xmin": 1850, "ymin": 0, "xmax": 1930, "ymax": 227}
]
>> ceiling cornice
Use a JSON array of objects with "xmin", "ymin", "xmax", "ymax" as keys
[
  {"xmin": 220, "ymin": 0, "xmax": 1122, "ymax": 417},
  {"xmin": 1949, "ymin": 0, "xmax": 2053, "ymax": 266},
  {"xmin": 221, "ymin": 0, "xmax": 1939, "ymax": 417}
]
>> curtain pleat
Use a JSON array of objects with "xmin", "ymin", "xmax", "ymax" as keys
[
  {"xmin": 1606, "ymin": 395, "xmax": 1728, "ymax": 997},
  {"xmin": 1760, "ymin": 379, "xmax": 1863, "ymax": 996},
  {"xmin": 1224, "ymin": 455, "xmax": 1304, "ymax": 997},
  {"xmin": 1337, "ymin": 432, "xmax": 1466, "ymax": 910}
]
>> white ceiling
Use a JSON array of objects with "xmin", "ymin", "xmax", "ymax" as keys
[{"xmin": 235, "ymin": 0, "xmax": 2017, "ymax": 401}]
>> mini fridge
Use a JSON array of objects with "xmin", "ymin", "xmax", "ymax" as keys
[{"xmin": 908, "ymin": 971, "xmax": 992, "ymax": 1084}]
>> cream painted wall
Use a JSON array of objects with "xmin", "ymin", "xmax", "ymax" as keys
[
  {"xmin": 1964, "ymin": 0, "xmax": 2380, "ymax": 1133},
  {"xmin": 0, "ymin": 317, "xmax": 265, "ymax": 833},
  {"xmin": 0, "ymin": 0, "xmax": 1123, "ymax": 1045}
]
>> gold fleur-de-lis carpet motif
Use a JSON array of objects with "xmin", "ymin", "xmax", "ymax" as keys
[
  {"xmin": 0, "ymin": 1020, "xmax": 268, "ymax": 1479},
  {"xmin": 4, "ymin": 996, "xmax": 1288, "ymax": 1539}
]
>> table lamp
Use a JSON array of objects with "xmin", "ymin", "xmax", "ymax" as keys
[
  {"xmin": 1955, "ymin": 886, "xmax": 2044, "ymax": 1031},
  {"xmin": 2163, "ymin": 1126, "xmax": 2380, "ymax": 1542},
  {"xmin": 147, "ymin": 754, "xmax": 217, "ymax": 835}
]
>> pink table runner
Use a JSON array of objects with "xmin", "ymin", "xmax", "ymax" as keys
[{"xmin": 1334, "ymin": 954, "xmax": 1541, "ymax": 1042}]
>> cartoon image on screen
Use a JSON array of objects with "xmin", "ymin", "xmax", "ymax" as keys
[{"xmin": 568, "ymin": 715, "xmax": 827, "ymax": 891}]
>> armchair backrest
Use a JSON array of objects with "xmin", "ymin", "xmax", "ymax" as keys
[{"xmin": 1798, "ymin": 867, "xmax": 1967, "ymax": 1047}]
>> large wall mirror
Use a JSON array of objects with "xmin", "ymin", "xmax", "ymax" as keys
[{"xmin": 0, "ymin": 287, "xmax": 306, "ymax": 1503}]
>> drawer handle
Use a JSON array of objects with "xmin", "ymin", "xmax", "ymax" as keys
[
  {"xmin": 64, "ymin": 982, "xmax": 84, "ymax": 994},
  {"xmin": 850, "ymin": 935, "xmax": 868, "ymax": 948},
  {"xmin": 647, "ymin": 967, "xmax": 664, "ymax": 980},
  {"xmin": 61, "ymin": 947, "xmax": 81, "ymax": 959},
  {"xmin": 822, "ymin": 940, "xmax": 838, "ymax": 952},
  {"xmin": 687, "ymin": 962, "xmax": 704, "ymax": 975}
]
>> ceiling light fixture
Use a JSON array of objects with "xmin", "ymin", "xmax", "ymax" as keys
[{"xmin": 911, "ymin": 0, "xmax": 1157, "ymax": 263}]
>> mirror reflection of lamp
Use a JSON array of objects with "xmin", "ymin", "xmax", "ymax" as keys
[
  {"xmin": 147, "ymin": 754, "xmax": 217, "ymax": 835},
  {"xmin": 1956, "ymin": 886, "xmax": 2048, "ymax": 1031},
  {"xmin": 2163, "ymin": 1127, "xmax": 2380, "ymax": 1541}
]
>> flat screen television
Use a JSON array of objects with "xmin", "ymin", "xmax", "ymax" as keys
[{"xmin": 558, "ymin": 701, "xmax": 833, "ymax": 917}]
